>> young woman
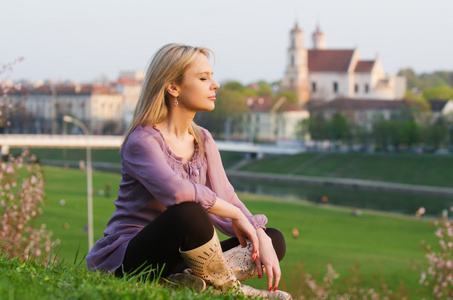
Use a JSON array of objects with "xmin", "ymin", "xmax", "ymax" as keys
[{"xmin": 86, "ymin": 44, "xmax": 291, "ymax": 299}]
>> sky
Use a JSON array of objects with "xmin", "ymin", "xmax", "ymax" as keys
[{"xmin": 2, "ymin": 0, "xmax": 453, "ymax": 85}]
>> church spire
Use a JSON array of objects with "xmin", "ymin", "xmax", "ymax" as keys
[
  {"xmin": 312, "ymin": 24, "xmax": 326, "ymax": 50},
  {"xmin": 282, "ymin": 23, "xmax": 310, "ymax": 106}
]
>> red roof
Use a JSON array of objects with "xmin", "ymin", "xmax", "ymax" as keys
[
  {"xmin": 245, "ymin": 96, "xmax": 304, "ymax": 112},
  {"xmin": 245, "ymin": 96, "xmax": 273, "ymax": 112},
  {"xmin": 308, "ymin": 49, "xmax": 355, "ymax": 72},
  {"xmin": 116, "ymin": 77, "xmax": 140, "ymax": 86},
  {"xmin": 30, "ymin": 85, "xmax": 92, "ymax": 95},
  {"xmin": 20, "ymin": 84, "xmax": 119, "ymax": 95},
  {"xmin": 279, "ymin": 102, "xmax": 302, "ymax": 112},
  {"xmin": 354, "ymin": 60, "xmax": 375, "ymax": 73},
  {"xmin": 91, "ymin": 85, "xmax": 117, "ymax": 94}
]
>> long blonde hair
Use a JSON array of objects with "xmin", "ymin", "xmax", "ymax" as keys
[{"xmin": 122, "ymin": 43, "xmax": 213, "ymax": 152}]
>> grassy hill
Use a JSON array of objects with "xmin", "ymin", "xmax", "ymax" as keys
[
  {"xmin": 10, "ymin": 148, "xmax": 453, "ymax": 187},
  {"xmin": 237, "ymin": 152, "xmax": 453, "ymax": 188},
  {"xmin": 22, "ymin": 166, "xmax": 439, "ymax": 298}
]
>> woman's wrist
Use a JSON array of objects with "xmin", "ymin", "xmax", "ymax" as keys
[
  {"xmin": 256, "ymin": 227, "xmax": 271, "ymax": 242},
  {"xmin": 231, "ymin": 206, "xmax": 244, "ymax": 221},
  {"xmin": 209, "ymin": 197, "xmax": 244, "ymax": 220}
]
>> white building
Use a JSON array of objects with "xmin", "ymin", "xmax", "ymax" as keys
[
  {"xmin": 7, "ymin": 84, "xmax": 126, "ymax": 134},
  {"xmin": 243, "ymin": 96, "xmax": 309, "ymax": 141},
  {"xmin": 282, "ymin": 24, "xmax": 406, "ymax": 105},
  {"xmin": 318, "ymin": 98, "xmax": 411, "ymax": 132}
]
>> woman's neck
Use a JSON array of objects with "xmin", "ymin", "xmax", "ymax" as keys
[{"xmin": 157, "ymin": 109, "xmax": 195, "ymax": 140}]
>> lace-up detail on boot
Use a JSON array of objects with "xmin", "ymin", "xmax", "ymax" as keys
[{"xmin": 180, "ymin": 230, "xmax": 238, "ymax": 289}]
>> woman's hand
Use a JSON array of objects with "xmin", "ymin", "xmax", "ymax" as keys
[
  {"xmin": 208, "ymin": 197, "xmax": 260, "ymax": 260},
  {"xmin": 231, "ymin": 215, "xmax": 260, "ymax": 260},
  {"xmin": 254, "ymin": 228, "xmax": 281, "ymax": 291}
]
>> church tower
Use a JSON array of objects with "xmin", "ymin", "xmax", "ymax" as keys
[
  {"xmin": 282, "ymin": 23, "xmax": 310, "ymax": 105},
  {"xmin": 312, "ymin": 25, "xmax": 326, "ymax": 50}
]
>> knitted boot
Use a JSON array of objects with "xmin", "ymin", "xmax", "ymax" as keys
[
  {"xmin": 166, "ymin": 272, "xmax": 206, "ymax": 292},
  {"xmin": 180, "ymin": 229, "xmax": 292, "ymax": 299},
  {"xmin": 224, "ymin": 240, "xmax": 262, "ymax": 282},
  {"xmin": 180, "ymin": 230, "xmax": 238, "ymax": 290}
]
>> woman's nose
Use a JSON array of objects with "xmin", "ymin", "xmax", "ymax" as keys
[{"xmin": 212, "ymin": 79, "xmax": 220, "ymax": 90}]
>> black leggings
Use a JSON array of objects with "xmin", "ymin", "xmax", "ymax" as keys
[{"xmin": 115, "ymin": 202, "xmax": 286, "ymax": 279}]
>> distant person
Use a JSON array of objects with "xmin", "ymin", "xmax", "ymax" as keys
[{"xmin": 86, "ymin": 44, "xmax": 290, "ymax": 299}]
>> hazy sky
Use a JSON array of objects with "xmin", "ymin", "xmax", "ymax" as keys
[{"xmin": 2, "ymin": 0, "xmax": 452, "ymax": 84}]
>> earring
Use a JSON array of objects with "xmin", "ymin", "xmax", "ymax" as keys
[{"xmin": 174, "ymin": 97, "xmax": 178, "ymax": 107}]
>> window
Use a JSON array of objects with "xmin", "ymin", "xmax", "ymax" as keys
[
  {"xmin": 354, "ymin": 84, "xmax": 358, "ymax": 93},
  {"xmin": 290, "ymin": 55, "xmax": 295, "ymax": 66},
  {"xmin": 333, "ymin": 82, "xmax": 338, "ymax": 93},
  {"xmin": 312, "ymin": 82, "xmax": 317, "ymax": 92},
  {"xmin": 365, "ymin": 84, "xmax": 369, "ymax": 93}
]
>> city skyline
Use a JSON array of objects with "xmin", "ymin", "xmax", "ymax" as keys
[{"xmin": 2, "ymin": 0, "xmax": 452, "ymax": 85}]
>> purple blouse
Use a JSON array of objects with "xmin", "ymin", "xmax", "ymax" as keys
[{"xmin": 86, "ymin": 125, "xmax": 267, "ymax": 273}]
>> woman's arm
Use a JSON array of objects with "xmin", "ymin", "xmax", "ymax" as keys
[
  {"xmin": 208, "ymin": 197, "xmax": 259, "ymax": 260},
  {"xmin": 202, "ymin": 128, "xmax": 280, "ymax": 289},
  {"xmin": 203, "ymin": 127, "xmax": 267, "ymax": 234},
  {"xmin": 210, "ymin": 197, "xmax": 280, "ymax": 291}
]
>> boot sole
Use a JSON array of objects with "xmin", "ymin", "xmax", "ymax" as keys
[{"xmin": 166, "ymin": 273, "xmax": 207, "ymax": 292}]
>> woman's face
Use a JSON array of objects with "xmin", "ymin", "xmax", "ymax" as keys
[{"xmin": 176, "ymin": 53, "xmax": 220, "ymax": 112}]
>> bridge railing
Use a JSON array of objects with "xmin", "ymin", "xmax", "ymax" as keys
[{"xmin": 0, "ymin": 134, "xmax": 305, "ymax": 155}]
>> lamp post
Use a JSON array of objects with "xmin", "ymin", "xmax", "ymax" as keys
[{"xmin": 63, "ymin": 115, "xmax": 93, "ymax": 251}]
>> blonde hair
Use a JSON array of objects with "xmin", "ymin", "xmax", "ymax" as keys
[{"xmin": 122, "ymin": 43, "xmax": 213, "ymax": 152}]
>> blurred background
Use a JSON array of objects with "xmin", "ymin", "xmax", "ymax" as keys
[{"xmin": 2, "ymin": 1, "xmax": 453, "ymax": 298}]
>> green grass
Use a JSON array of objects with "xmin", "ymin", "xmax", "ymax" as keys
[
  {"xmin": 0, "ymin": 254, "xmax": 245, "ymax": 299},
  {"xmin": 28, "ymin": 166, "xmax": 437, "ymax": 298},
  {"xmin": 9, "ymin": 148, "xmax": 122, "ymax": 165},
  {"xmin": 8, "ymin": 148, "xmax": 243, "ymax": 170},
  {"xmin": 239, "ymin": 152, "xmax": 453, "ymax": 187}
]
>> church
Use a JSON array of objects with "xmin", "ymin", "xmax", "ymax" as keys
[{"xmin": 282, "ymin": 23, "xmax": 406, "ymax": 105}]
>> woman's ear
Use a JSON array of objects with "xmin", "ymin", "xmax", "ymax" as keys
[{"xmin": 166, "ymin": 83, "xmax": 180, "ymax": 98}]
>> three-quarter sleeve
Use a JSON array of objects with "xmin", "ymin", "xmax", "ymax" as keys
[
  {"xmin": 123, "ymin": 127, "xmax": 217, "ymax": 210},
  {"xmin": 203, "ymin": 128, "xmax": 267, "ymax": 237}
]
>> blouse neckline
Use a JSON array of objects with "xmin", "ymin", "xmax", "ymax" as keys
[{"xmin": 151, "ymin": 125, "xmax": 202, "ymax": 167}]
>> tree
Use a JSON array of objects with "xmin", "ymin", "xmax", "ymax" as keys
[
  {"xmin": 422, "ymin": 120, "xmax": 448, "ymax": 150},
  {"xmin": 398, "ymin": 68, "xmax": 423, "ymax": 90},
  {"xmin": 403, "ymin": 90, "xmax": 430, "ymax": 112},
  {"xmin": 277, "ymin": 90, "xmax": 298, "ymax": 106},
  {"xmin": 255, "ymin": 81, "xmax": 273, "ymax": 96},
  {"xmin": 398, "ymin": 68, "xmax": 452, "ymax": 90},
  {"xmin": 307, "ymin": 113, "xmax": 329, "ymax": 140},
  {"xmin": 328, "ymin": 113, "xmax": 350, "ymax": 145},
  {"xmin": 423, "ymin": 85, "xmax": 453, "ymax": 100},
  {"xmin": 296, "ymin": 118, "xmax": 310, "ymax": 141},
  {"xmin": 350, "ymin": 124, "xmax": 371, "ymax": 149},
  {"xmin": 400, "ymin": 120, "xmax": 421, "ymax": 148},
  {"xmin": 195, "ymin": 88, "xmax": 249, "ymax": 137},
  {"xmin": 222, "ymin": 81, "xmax": 246, "ymax": 92},
  {"xmin": 372, "ymin": 119, "xmax": 403, "ymax": 151}
]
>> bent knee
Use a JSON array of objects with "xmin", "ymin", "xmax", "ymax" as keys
[
  {"xmin": 167, "ymin": 202, "xmax": 213, "ymax": 239},
  {"xmin": 265, "ymin": 228, "xmax": 286, "ymax": 261}
]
